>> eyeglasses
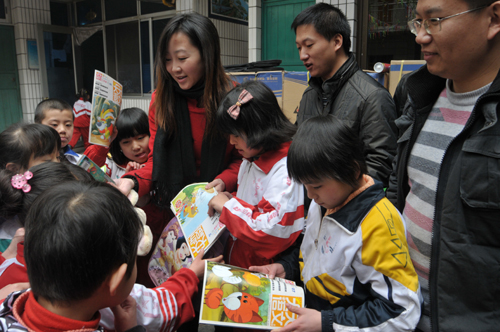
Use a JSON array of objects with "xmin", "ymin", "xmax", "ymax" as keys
[{"xmin": 408, "ymin": 5, "xmax": 488, "ymax": 35}]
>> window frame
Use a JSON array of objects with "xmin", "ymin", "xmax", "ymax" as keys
[{"xmin": 74, "ymin": 0, "xmax": 176, "ymax": 97}]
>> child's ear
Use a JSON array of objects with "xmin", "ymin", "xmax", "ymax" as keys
[
  {"xmin": 5, "ymin": 163, "xmax": 20, "ymax": 174},
  {"xmin": 108, "ymin": 263, "xmax": 128, "ymax": 296}
]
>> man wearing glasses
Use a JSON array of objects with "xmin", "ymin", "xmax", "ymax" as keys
[{"xmin": 387, "ymin": 0, "xmax": 500, "ymax": 331}]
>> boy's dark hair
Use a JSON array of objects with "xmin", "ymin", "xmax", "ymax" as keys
[
  {"xmin": 216, "ymin": 80, "xmax": 296, "ymax": 153},
  {"xmin": 109, "ymin": 108, "xmax": 149, "ymax": 166},
  {"xmin": 287, "ymin": 115, "xmax": 367, "ymax": 188},
  {"xmin": 291, "ymin": 3, "xmax": 351, "ymax": 54},
  {"xmin": 24, "ymin": 181, "xmax": 142, "ymax": 304},
  {"xmin": 0, "ymin": 123, "xmax": 61, "ymax": 173},
  {"xmin": 34, "ymin": 98, "xmax": 74, "ymax": 123},
  {"xmin": 0, "ymin": 162, "xmax": 93, "ymax": 222}
]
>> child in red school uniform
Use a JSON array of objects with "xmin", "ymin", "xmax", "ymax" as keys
[
  {"xmin": 35, "ymin": 98, "xmax": 108, "ymax": 166},
  {"xmin": 105, "ymin": 108, "xmax": 150, "ymax": 180},
  {"xmin": 0, "ymin": 180, "xmax": 222, "ymax": 331},
  {"xmin": 69, "ymin": 88, "xmax": 92, "ymax": 149},
  {"xmin": 208, "ymin": 80, "xmax": 305, "ymax": 269}
]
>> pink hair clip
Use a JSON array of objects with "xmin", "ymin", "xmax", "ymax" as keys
[
  {"xmin": 11, "ymin": 171, "xmax": 33, "ymax": 193},
  {"xmin": 227, "ymin": 89, "xmax": 253, "ymax": 120}
]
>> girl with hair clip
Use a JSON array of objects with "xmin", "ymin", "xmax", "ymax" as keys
[
  {"xmin": 69, "ymin": 88, "xmax": 92, "ymax": 149},
  {"xmin": 106, "ymin": 107, "xmax": 150, "ymax": 180},
  {"xmin": 208, "ymin": 80, "xmax": 305, "ymax": 269},
  {"xmin": 0, "ymin": 123, "xmax": 61, "ymax": 251},
  {"xmin": 0, "ymin": 162, "xmax": 93, "ymax": 291},
  {"xmin": 114, "ymin": 12, "xmax": 241, "ymax": 214}
]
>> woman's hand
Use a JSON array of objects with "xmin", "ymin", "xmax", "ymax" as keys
[
  {"xmin": 111, "ymin": 178, "xmax": 135, "ymax": 196},
  {"xmin": 208, "ymin": 192, "xmax": 230, "ymax": 217},
  {"xmin": 206, "ymin": 178, "xmax": 226, "ymax": 193},
  {"xmin": 188, "ymin": 248, "xmax": 224, "ymax": 279},
  {"xmin": 249, "ymin": 263, "xmax": 286, "ymax": 279},
  {"xmin": 125, "ymin": 161, "xmax": 144, "ymax": 173},
  {"xmin": 271, "ymin": 304, "xmax": 321, "ymax": 332},
  {"xmin": 111, "ymin": 295, "xmax": 138, "ymax": 332}
]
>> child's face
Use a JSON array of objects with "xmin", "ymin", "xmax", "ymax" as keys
[
  {"xmin": 229, "ymin": 134, "xmax": 261, "ymax": 159},
  {"xmin": 119, "ymin": 134, "xmax": 150, "ymax": 163},
  {"xmin": 27, "ymin": 149, "xmax": 59, "ymax": 171},
  {"xmin": 304, "ymin": 177, "xmax": 356, "ymax": 210},
  {"xmin": 41, "ymin": 109, "xmax": 74, "ymax": 148}
]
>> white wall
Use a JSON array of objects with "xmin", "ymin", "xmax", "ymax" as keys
[{"xmin": 11, "ymin": 0, "xmax": 50, "ymax": 121}]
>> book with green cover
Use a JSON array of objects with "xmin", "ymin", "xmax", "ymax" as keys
[{"xmin": 200, "ymin": 261, "xmax": 304, "ymax": 329}]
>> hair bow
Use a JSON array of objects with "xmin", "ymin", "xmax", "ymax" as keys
[
  {"xmin": 11, "ymin": 171, "xmax": 33, "ymax": 193},
  {"xmin": 227, "ymin": 89, "xmax": 253, "ymax": 120}
]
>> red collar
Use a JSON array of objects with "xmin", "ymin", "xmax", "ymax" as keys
[
  {"xmin": 14, "ymin": 291, "xmax": 101, "ymax": 332},
  {"xmin": 251, "ymin": 141, "xmax": 291, "ymax": 174}
]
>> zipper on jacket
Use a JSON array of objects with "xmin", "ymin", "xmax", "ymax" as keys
[{"xmin": 428, "ymin": 93, "xmax": 497, "ymax": 332}]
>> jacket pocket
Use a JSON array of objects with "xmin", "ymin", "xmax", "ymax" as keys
[{"xmin": 460, "ymin": 135, "xmax": 500, "ymax": 209}]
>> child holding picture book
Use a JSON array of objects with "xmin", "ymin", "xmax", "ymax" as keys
[
  {"xmin": 250, "ymin": 116, "xmax": 422, "ymax": 332},
  {"xmin": 208, "ymin": 80, "xmax": 304, "ymax": 269}
]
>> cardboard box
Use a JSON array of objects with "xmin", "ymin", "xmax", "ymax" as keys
[
  {"xmin": 227, "ymin": 71, "xmax": 310, "ymax": 123},
  {"xmin": 363, "ymin": 70, "xmax": 390, "ymax": 90},
  {"xmin": 389, "ymin": 60, "xmax": 426, "ymax": 96},
  {"xmin": 283, "ymin": 71, "xmax": 309, "ymax": 123}
]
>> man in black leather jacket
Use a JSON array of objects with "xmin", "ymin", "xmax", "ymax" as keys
[
  {"xmin": 387, "ymin": 0, "xmax": 500, "ymax": 331},
  {"xmin": 292, "ymin": 3, "xmax": 397, "ymax": 187}
]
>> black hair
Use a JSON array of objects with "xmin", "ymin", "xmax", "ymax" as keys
[
  {"xmin": 287, "ymin": 115, "xmax": 367, "ymax": 188},
  {"xmin": 216, "ymin": 80, "xmax": 296, "ymax": 153},
  {"xmin": 109, "ymin": 108, "xmax": 149, "ymax": 166},
  {"xmin": 34, "ymin": 98, "xmax": 74, "ymax": 123},
  {"xmin": 463, "ymin": 0, "xmax": 496, "ymax": 9},
  {"xmin": 0, "ymin": 123, "xmax": 61, "ymax": 173},
  {"xmin": 291, "ymin": 3, "xmax": 351, "ymax": 54},
  {"xmin": 0, "ymin": 162, "xmax": 94, "ymax": 222},
  {"xmin": 24, "ymin": 181, "xmax": 142, "ymax": 304},
  {"xmin": 76, "ymin": 88, "xmax": 90, "ymax": 101},
  {"xmin": 176, "ymin": 236, "xmax": 187, "ymax": 251},
  {"xmin": 154, "ymin": 13, "xmax": 232, "ymax": 137}
]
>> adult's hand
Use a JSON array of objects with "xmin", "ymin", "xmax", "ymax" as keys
[{"xmin": 111, "ymin": 178, "xmax": 135, "ymax": 196}]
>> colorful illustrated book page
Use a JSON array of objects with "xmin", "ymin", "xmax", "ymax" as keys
[
  {"xmin": 77, "ymin": 154, "xmax": 114, "ymax": 183},
  {"xmin": 170, "ymin": 183, "xmax": 226, "ymax": 258},
  {"xmin": 148, "ymin": 217, "xmax": 193, "ymax": 286},
  {"xmin": 89, "ymin": 70, "xmax": 123, "ymax": 147},
  {"xmin": 200, "ymin": 262, "xmax": 304, "ymax": 329}
]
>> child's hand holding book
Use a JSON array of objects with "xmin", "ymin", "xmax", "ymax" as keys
[
  {"xmin": 249, "ymin": 263, "xmax": 286, "ymax": 279},
  {"xmin": 188, "ymin": 248, "xmax": 224, "ymax": 279}
]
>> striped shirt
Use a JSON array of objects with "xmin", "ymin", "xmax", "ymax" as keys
[{"xmin": 403, "ymin": 80, "xmax": 491, "ymax": 331}]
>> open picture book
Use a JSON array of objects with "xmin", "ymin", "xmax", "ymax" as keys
[
  {"xmin": 148, "ymin": 183, "xmax": 226, "ymax": 286},
  {"xmin": 200, "ymin": 261, "xmax": 304, "ymax": 329}
]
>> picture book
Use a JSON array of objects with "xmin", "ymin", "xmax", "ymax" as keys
[
  {"xmin": 170, "ymin": 182, "xmax": 226, "ymax": 259},
  {"xmin": 148, "ymin": 216, "xmax": 193, "ymax": 286},
  {"xmin": 148, "ymin": 182, "xmax": 226, "ymax": 286},
  {"xmin": 77, "ymin": 154, "xmax": 114, "ymax": 183},
  {"xmin": 89, "ymin": 70, "xmax": 123, "ymax": 147},
  {"xmin": 200, "ymin": 262, "xmax": 304, "ymax": 329}
]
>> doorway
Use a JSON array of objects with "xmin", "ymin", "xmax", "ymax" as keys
[{"xmin": 37, "ymin": 25, "xmax": 77, "ymax": 105}]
